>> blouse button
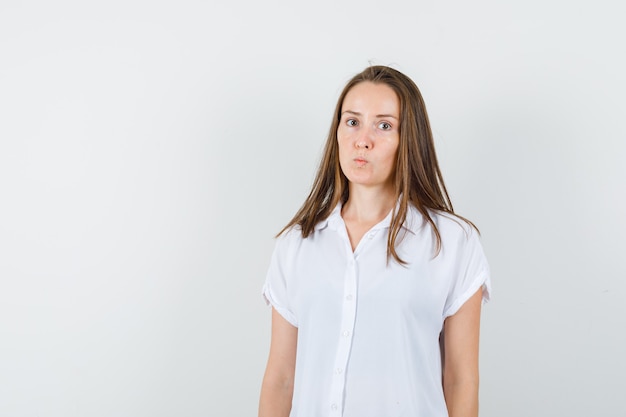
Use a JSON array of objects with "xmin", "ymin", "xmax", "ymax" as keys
[
  {"xmin": 345, "ymin": 294, "xmax": 353, "ymax": 301},
  {"xmin": 331, "ymin": 403, "xmax": 338, "ymax": 411},
  {"xmin": 342, "ymin": 330, "xmax": 350, "ymax": 337}
]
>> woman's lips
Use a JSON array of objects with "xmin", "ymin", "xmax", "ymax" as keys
[{"xmin": 354, "ymin": 157, "xmax": 368, "ymax": 167}]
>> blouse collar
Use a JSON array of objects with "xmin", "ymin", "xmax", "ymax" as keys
[{"xmin": 314, "ymin": 200, "xmax": 425, "ymax": 235}]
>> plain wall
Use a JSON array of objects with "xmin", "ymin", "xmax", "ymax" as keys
[{"xmin": 1, "ymin": 0, "xmax": 625, "ymax": 416}]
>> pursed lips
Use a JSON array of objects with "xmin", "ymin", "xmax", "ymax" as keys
[{"xmin": 353, "ymin": 157, "xmax": 368, "ymax": 167}]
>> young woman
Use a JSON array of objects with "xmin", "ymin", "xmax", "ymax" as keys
[{"xmin": 259, "ymin": 65, "xmax": 491, "ymax": 417}]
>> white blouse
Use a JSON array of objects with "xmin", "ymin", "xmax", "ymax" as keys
[{"xmin": 263, "ymin": 203, "xmax": 491, "ymax": 417}]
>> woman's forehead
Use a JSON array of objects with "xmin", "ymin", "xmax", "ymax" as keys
[{"xmin": 342, "ymin": 82, "xmax": 400, "ymax": 117}]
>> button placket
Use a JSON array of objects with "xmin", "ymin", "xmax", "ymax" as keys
[{"xmin": 328, "ymin": 255, "xmax": 358, "ymax": 416}]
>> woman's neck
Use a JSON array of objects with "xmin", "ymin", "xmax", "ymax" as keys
[{"xmin": 341, "ymin": 185, "xmax": 396, "ymax": 225}]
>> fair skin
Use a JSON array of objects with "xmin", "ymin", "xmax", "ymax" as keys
[
  {"xmin": 259, "ymin": 81, "xmax": 482, "ymax": 417},
  {"xmin": 258, "ymin": 308, "xmax": 297, "ymax": 417},
  {"xmin": 337, "ymin": 82, "xmax": 401, "ymax": 248},
  {"xmin": 443, "ymin": 288, "xmax": 482, "ymax": 417}
]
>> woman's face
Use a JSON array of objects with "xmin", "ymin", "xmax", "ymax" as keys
[{"xmin": 337, "ymin": 82, "xmax": 400, "ymax": 192}]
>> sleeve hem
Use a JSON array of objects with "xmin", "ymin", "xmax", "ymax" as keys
[
  {"xmin": 262, "ymin": 284, "xmax": 298, "ymax": 327},
  {"xmin": 443, "ymin": 269, "xmax": 491, "ymax": 319}
]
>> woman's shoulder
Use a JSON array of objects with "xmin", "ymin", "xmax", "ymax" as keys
[
  {"xmin": 276, "ymin": 224, "xmax": 303, "ymax": 244},
  {"xmin": 407, "ymin": 204, "xmax": 478, "ymax": 242}
]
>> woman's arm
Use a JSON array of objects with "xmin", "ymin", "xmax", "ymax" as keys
[
  {"xmin": 259, "ymin": 307, "xmax": 298, "ymax": 417},
  {"xmin": 442, "ymin": 288, "xmax": 483, "ymax": 417}
]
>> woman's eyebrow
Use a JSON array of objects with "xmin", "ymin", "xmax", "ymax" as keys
[
  {"xmin": 376, "ymin": 113, "xmax": 399, "ymax": 120},
  {"xmin": 341, "ymin": 110, "xmax": 399, "ymax": 120}
]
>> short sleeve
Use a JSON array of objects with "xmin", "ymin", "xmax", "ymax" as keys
[
  {"xmin": 442, "ymin": 227, "xmax": 492, "ymax": 319},
  {"xmin": 262, "ymin": 232, "xmax": 298, "ymax": 327}
]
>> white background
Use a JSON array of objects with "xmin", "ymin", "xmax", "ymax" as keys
[{"xmin": 1, "ymin": 1, "xmax": 625, "ymax": 416}]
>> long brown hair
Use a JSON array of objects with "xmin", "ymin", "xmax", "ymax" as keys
[{"xmin": 279, "ymin": 65, "xmax": 476, "ymax": 263}]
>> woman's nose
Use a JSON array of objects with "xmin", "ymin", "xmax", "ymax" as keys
[{"xmin": 355, "ymin": 128, "xmax": 373, "ymax": 149}]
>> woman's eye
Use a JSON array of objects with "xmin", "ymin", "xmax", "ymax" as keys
[
  {"xmin": 379, "ymin": 122, "xmax": 392, "ymax": 130},
  {"xmin": 346, "ymin": 119, "xmax": 358, "ymax": 127}
]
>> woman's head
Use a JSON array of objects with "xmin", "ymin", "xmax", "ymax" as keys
[
  {"xmin": 336, "ymin": 81, "xmax": 401, "ymax": 193},
  {"xmin": 282, "ymin": 65, "xmax": 463, "ymax": 262},
  {"xmin": 324, "ymin": 65, "xmax": 447, "ymax": 208}
]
